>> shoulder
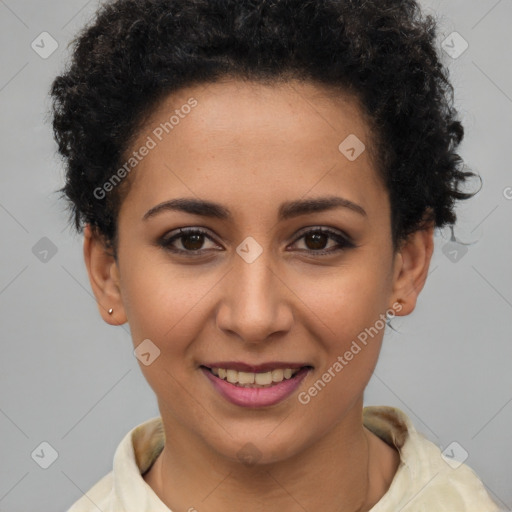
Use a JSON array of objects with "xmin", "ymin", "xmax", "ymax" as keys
[
  {"xmin": 65, "ymin": 416, "xmax": 165, "ymax": 512},
  {"xmin": 66, "ymin": 472, "xmax": 114, "ymax": 512},
  {"xmin": 363, "ymin": 405, "xmax": 501, "ymax": 512}
]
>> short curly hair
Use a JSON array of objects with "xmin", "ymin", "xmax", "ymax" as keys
[{"xmin": 50, "ymin": 0, "xmax": 478, "ymax": 254}]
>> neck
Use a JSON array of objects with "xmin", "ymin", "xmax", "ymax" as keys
[{"xmin": 143, "ymin": 400, "xmax": 392, "ymax": 512}]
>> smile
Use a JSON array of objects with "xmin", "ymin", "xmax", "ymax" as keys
[
  {"xmin": 200, "ymin": 364, "xmax": 312, "ymax": 407},
  {"xmin": 209, "ymin": 367, "xmax": 301, "ymax": 387}
]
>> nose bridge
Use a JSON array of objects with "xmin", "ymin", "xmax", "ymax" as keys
[{"xmin": 216, "ymin": 243, "xmax": 292, "ymax": 343}]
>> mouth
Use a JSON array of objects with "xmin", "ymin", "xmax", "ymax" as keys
[
  {"xmin": 201, "ymin": 365, "xmax": 312, "ymax": 388},
  {"xmin": 200, "ymin": 363, "xmax": 313, "ymax": 407}
]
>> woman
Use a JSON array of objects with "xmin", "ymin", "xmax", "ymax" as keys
[{"xmin": 50, "ymin": 0, "xmax": 500, "ymax": 510}]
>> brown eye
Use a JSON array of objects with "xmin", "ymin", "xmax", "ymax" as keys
[
  {"xmin": 181, "ymin": 232, "xmax": 206, "ymax": 251},
  {"xmin": 159, "ymin": 226, "xmax": 355, "ymax": 258},
  {"xmin": 159, "ymin": 228, "xmax": 221, "ymax": 254},
  {"xmin": 291, "ymin": 227, "xmax": 355, "ymax": 255},
  {"xmin": 304, "ymin": 231, "xmax": 330, "ymax": 250}
]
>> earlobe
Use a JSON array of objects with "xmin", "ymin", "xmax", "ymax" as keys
[
  {"xmin": 390, "ymin": 223, "xmax": 435, "ymax": 316},
  {"xmin": 83, "ymin": 224, "xmax": 127, "ymax": 325}
]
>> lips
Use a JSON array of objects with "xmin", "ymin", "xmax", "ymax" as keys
[{"xmin": 200, "ymin": 362, "xmax": 313, "ymax": 407}]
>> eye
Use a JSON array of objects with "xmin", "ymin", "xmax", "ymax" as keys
[
  {"xmin": 289, "ymin": 227, "xmax": 355, "ymax": 256},
  {"xmin": 158, "ymin": 226, "xmax": 356, "ymax": 257},
  {"xmin": 158, "ymin": 228, "xmax": 221, "ymax": 254}
]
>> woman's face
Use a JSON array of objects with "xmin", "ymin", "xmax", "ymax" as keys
[{"xmin": 87, "ymin": 79, "xmax": 428, "ymax": 464}]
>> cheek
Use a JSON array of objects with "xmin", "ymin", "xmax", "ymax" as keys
[
  {"xmin": 122, "ymin": 248, "xmax": 391, "ymax": 364},
  {"xmin": 119, "ymin": 262, "xmax": 221, "ymax": 392},
  {"xmin": 297, "ymin": 284, "xmax": 386, "ymax": 416},
  {"xmin": 120, "ymin": 256, "xmax": 216, "ymax": 341},
  {"xmin": 292, "ymin": 261, "xmax": 391, "ymax": 338},
  {"xmin": 290, "ymin": 261, "xmax": 390, "ymax": 393}
]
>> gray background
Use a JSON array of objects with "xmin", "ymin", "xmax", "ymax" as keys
[{"xmin": 1, "ymin": 0, "xmax": 511, "ymax": 510}]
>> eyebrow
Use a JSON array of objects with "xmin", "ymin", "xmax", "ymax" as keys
[{"xmin": 142, "ymin": 196, "xmax": 367, "ymax": 221}]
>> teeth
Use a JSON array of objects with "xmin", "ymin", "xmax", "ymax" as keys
[
  {"xmin": 210, "ymin": 367, "xmax": 301, "ymax": 387},
  {"xmin": 226, "ymin": 369, "xmax": 238, "ymax": 384},
  {"xmin": 272, "ymin": 369, "xmax": 284, "ymax": 382},
  {"xmin": 238, "ymin": 371, "xmax": 255, "ymax": 385},
  {"xmin": 255, "ymin": 372, "xmax": 273, "ymax": 385}
]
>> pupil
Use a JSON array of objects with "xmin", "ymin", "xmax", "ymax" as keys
[
  {"xmin": 183, "ymin": 233, "xmax": 204, "ymax": 250},
  {"xmin": 306, "ymin": 232, "xmax": 327, "ymax": 250}
]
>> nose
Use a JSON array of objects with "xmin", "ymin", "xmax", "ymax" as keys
[{"xmin": 215, "ymin": 249, "xmax": 294, "ymax": 345}]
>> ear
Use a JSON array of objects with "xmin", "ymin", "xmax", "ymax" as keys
[
  {"xmin": 83, "ymin": 223, "xmax": 127, "ymax": 325},
  {"xmin": 389, "ymin": 222, "xmax": 435, "ymax": 316}
]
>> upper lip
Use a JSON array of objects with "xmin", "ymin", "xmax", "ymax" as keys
[{"xmin": 201, "ymin": 362, "xmax": 312, "ymax": 373}]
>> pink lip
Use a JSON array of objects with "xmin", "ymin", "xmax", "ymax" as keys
[{"xmin": 201, "ymin": 366, "xmax": 311, "ymax": 408}]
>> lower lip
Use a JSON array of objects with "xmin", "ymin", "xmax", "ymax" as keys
[{"xmin": 201, "ymin": 367, "xmax": 310, "ymax": 408}]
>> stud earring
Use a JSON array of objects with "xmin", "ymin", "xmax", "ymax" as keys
[{"xmin": 108, "ymin": 308, "xmax": 114, "ymax": 315}]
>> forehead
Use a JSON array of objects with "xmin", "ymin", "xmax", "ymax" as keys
[
  {"xmin": 120, "ymin": 78, "xmax": 387, "ymax": 220},
  {"xmin": 154, "ymin": 78, "xmax": 374, "ymax": 154}
]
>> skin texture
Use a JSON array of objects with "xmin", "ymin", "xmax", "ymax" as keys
[{"xmin": 83, "ymin": 79, "xmax": 434, "ymax": 512}]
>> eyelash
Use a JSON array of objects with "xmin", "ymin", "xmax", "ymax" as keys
[{"xmin": 158, "ymin": 226, "xmax": 356, "ymax": 257}]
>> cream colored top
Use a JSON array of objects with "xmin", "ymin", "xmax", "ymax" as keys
[{"xmin": 66, "ymin": 406, "xmax": 500, "ymax": 512}]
